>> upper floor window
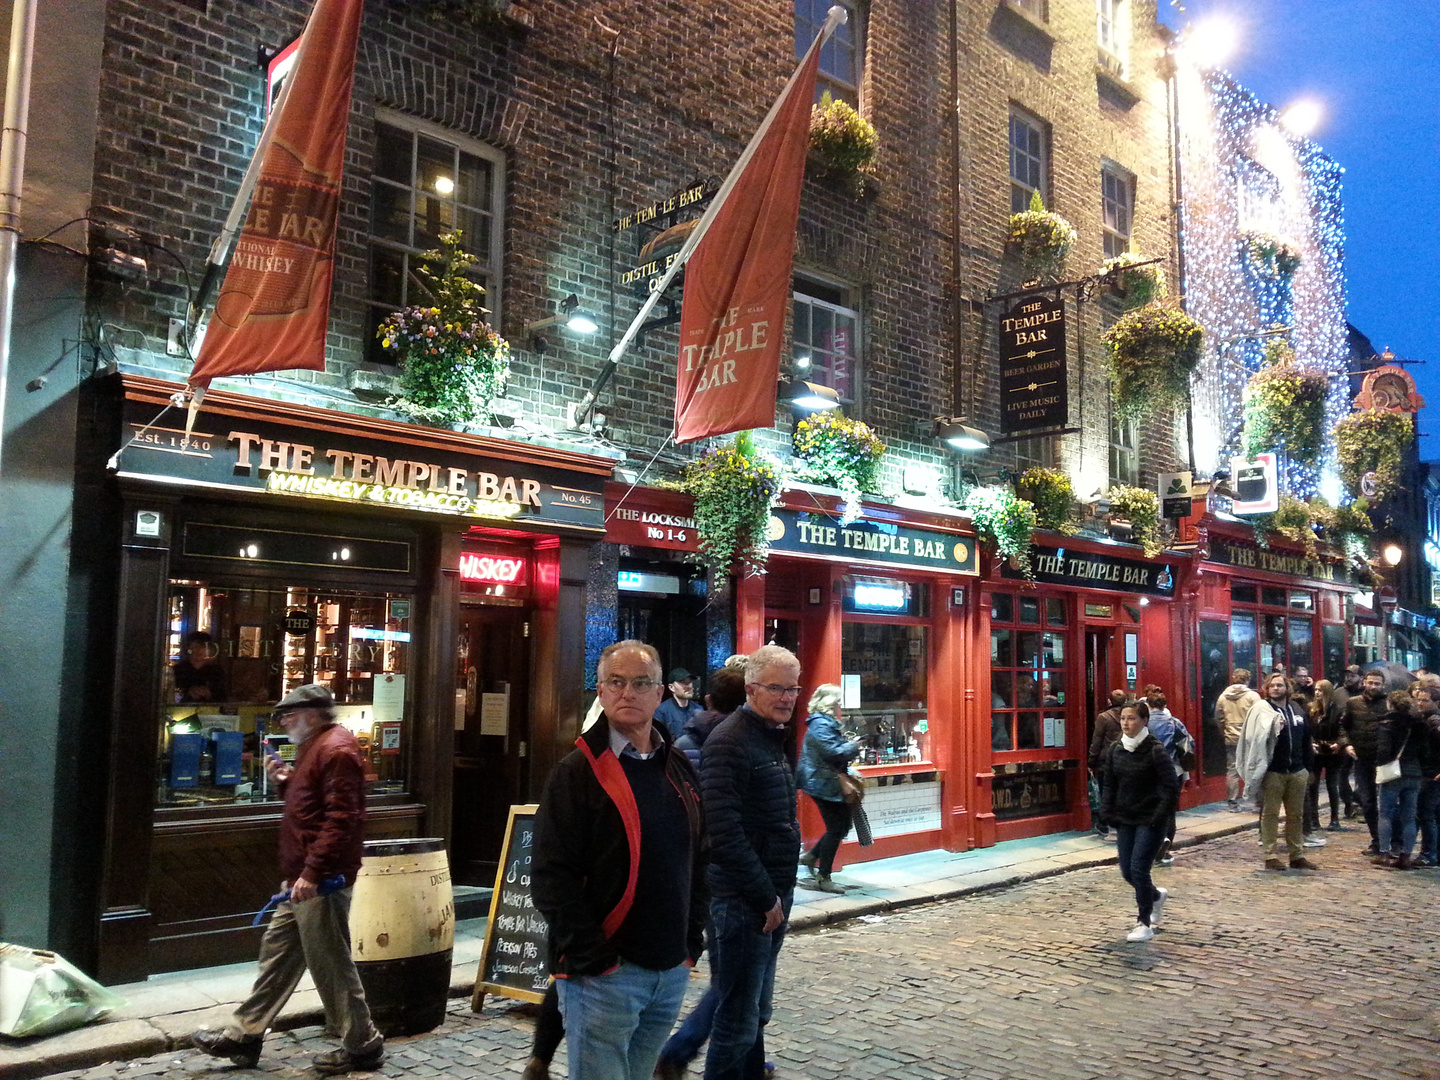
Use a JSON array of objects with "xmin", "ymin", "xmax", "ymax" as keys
[
  {"xmin": 1109, "ymin": 408, "xmax": 1138, "ymax": 488},
  {"xmin": 1011, "ymin": 0, "xmax": 1049, "ymax": 19},
  {"xmin": 797, "ymin": 0, "xmax": 860, "ymax": 106},
  {"xmin": 1101, "ymin": 162, "xmax": 1133, "ymax": 259},
  {"xmin": 1009, "ymin": 109, "xmax": 1048, "ymax": 214},
  {"xmin": 368, "ymin": 111, "xmax": 505, "ymax": 363},
  {"xmin": 1096, "ymin": 0, "xmax": 1127, "ymax": 74},
  {"xmin": 1013, "ymin": 435, "xmax": 1056, "ymax": 474},
  {"xmin": 792, "ymin": 276, "xmax": 858, "ymax": 403},
  {"xmin": 1236, "ymin": 158, "xmax": 1282, "ymax": 233}
]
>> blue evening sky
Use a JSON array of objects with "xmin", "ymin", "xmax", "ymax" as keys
[{"xmin": 1158, "ymin": 1, "xmax": 1440, "ymax": 454}]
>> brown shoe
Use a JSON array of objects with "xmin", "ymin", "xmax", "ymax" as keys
[
  {"xmin": 1371, "ymin": 854, "xmax": 1397, "ymax": 868},
  {"xmin": 1264, "ymin": 857, "xmax": 1286, "ymax": 871},
  {"xmin": 1396, "ymin": 855, "xmax": 1414, "ymax": 870},
  {"xmin": 1289, "ymin": 857, "xmax": 1319, "ymax": 871},
  {"xmin": 654, "ymin": 1058, "xmax": 686, "ymax": 1080}
]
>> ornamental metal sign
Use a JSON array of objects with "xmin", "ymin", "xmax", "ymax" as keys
[
  {"xmin": 1001, "ymin": 544, "xmax": 1177, "ymax": 597},
  {"xmin": 999, "ymin": 292, "xmax": 1067, "ymax": 435},
  {"xmin": 765, "ymin": 509, "xmax": 979, "ymax": 575}
]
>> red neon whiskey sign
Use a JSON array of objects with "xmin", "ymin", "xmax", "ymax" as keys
[{"xmin": 458, "ymin": 553, "xmax": 527, "ymax": 585}]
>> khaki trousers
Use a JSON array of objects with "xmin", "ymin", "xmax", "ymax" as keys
[
  {"xmin": 228, "ymin": 888, "xmax": 382, "ymax": 1054},
  {"xmin": 1260, "ymin": 769, "xmax": 1309, "ymax": 860}
]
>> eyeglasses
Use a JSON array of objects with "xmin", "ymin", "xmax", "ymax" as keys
[
  {"xmin": 600, "ymin": 676, "xmax": 659, "ymax": 694},
  {"xmin": 755, "ymin": 684, "xmax": 804, "ymax": 698}
]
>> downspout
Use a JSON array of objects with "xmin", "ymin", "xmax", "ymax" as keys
[
  {"xmin": 0, "ymin": 0, "xmax": 38, "ymax": 481},
  {"xmin": 949, "ymin": 0, "xmax": 966, "ymax": 420}
]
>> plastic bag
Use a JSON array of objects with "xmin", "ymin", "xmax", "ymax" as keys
[{"xmin": 0, "ymin": 943, "xmax": 126, "ymax": 1038}]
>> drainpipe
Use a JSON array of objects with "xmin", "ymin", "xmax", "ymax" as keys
[{"xmin": 0, "ymin": 0, "xmax": 38, "ymax": 482}]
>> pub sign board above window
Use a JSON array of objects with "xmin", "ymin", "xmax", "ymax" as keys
[
  {"xmin": 117, "ymin": 399, "xmax": 606, "ymax": 532},
  {"xmin": 1001, "ymin": 545, "xmax": 1177, "ymax": 598},
  {"xmin": 999, "ymin": 292, "xmax": 1067, "ymax": 435},
  {"xmin": 766, "ymin": 509, "xmax": 979, "ymax": 575}
]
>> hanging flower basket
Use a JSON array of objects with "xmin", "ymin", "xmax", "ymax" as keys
[
  {"xmin": 679, "ymin": 432, "xmax": 782, "ymax": 579},
  {"xmin": 809, "ymin": 92, "xmax": 878, "ymax": 178},
  {"xmin": 1101, "ymin": 251, "xmax": 1167, "ymax": 311},
  {"xmin": 1107, "ymin": 485, "xmax": 1163, "ymax": 558},
  {"xmin": 964, "ymin": 486, "xmax": 1037, "ymax": 579},
  {"xmin": 1007, "ymin": 191, "xmax": 1077, "ymax": 282},
  {"xmin": 792, "ymin": 409, "xmax": 886, "ymax": 526},
  {"xmin": 1253, "ymin": 496, "xmax": 1372, "ymax": 558},
  {"xmin": 378, "ymin": 231, "xmax": 510, "ymax": 428},
  {"xmin": 1240, "ymin": 230, "xmax": 1302, "ymax": 280},
  {"xmin": 1015, "ymin": 467, "xmax": 1077, "ymax": 533},
  {"xmin": 1335, "ymin": 408, "xmax": 1412, "ymax": 503},
  {"xmin": 1102, "ymin": 305, "xmax": 1204, "ymax": 423},
  {"xmin": 1241, "ymin": 338, "xmax": 1330, "ymax": 468}
]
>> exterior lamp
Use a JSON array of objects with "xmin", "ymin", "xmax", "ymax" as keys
[
  {"xmin": 1279, "ymin": 99, "xmax": 1323, "ymax": 137},
  {"xmin": 1383, "ymin": 543, "xmax": 1404, "ymax": 567},
  {"xmin": 934, "ymin": 417, "xmax": 990, "ymax": 452},
  {"xmin": 781, "ymin": 379, "xmax": 841, "ymax": 411},
  {"xmin": 1182, "ymin": 16, "xmax": 1239, "ymax": 69},
  {"xmin": 525, "ymin": 294, "xmax": 599, "ymax": 350}
]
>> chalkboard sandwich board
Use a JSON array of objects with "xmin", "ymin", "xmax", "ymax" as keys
[{"xmin": 472, "ymin": 804, "xmax": 550, "ymax": 1011}]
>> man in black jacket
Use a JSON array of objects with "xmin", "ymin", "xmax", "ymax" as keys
[
  {"xmin": 1344, "ymin": 669, "xmax": 1389, "ymax": 854},
  {"xmin": 532, "ymin": 640, "xmax": 706, "ymax": 1080},
  {"xmin": 702, "ymin": 644, "xmax": 803, "ymax": 1080}
]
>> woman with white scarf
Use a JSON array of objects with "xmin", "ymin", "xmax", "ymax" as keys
[{"xmin": 1100, "ymin": 700, "xmax": 1181, "ymax": 942}]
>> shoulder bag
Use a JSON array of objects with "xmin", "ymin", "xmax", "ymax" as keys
[
  {"xmin": 836, "ymin": 768, "xmax": 865, "ymax": 807},
  {"xmin": 1376, "ymin": 731, "xmax": 1410, "ymax": 785}
]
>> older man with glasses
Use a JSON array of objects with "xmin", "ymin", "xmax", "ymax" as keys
[
  {"xmin": 700, "ymin": 644, "xmax": 804, "ymax": 1080},
  {"xmin": 532, "ymin": 640, "xmax": 707, "ymax": 1080}
]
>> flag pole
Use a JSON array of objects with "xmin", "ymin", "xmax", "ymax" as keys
[{"xmin": 569, "ymin": 4, "xmax": 847, "ymax": 427}]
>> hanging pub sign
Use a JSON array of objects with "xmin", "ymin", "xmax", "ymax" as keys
[
  {"xmin": 1229, "ymin": 453, "xmax": 1278, "ymax": 516},
  {"xmin": 1158, "ymin": 471, "xmax": 1193, "ymax": 520},
  {"xmin": 999, "ymin": 292, "xmax": 1067, "ymax": 435},
  {"xmin": 1001, "ymin": 544, "xmax": 1177, "ymax": 597}
]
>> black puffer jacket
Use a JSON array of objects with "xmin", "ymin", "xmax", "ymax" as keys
[
  {"xmin": 675, "ymin": 709, "xmax": 726, "ymax": 768},
  {"xmin": 1343, "ymin": 692, "xmax": 1388, "ymax": 763},
  {"xmin": 1376, "ymin": 710, "xmax": 1427, "ymax": 780},
  {"xmin": 1099, "ymin": 732, "xmax": 1180, "ymax": 829},
  {"xmin": 701, "ymin": 705, "xmax": 800, "ymax": 913}
]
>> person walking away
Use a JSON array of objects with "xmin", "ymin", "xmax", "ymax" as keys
[
  {"xmin": 1144, "ymin": 691, "xmax": 1190, "ymax": 865},
  {"xmin": 675, "ymin": 665, "xmax": 747, "ymax": 768},
  {"xmin": 190, "ymin": 684, "xmax": 383, "ymax": 1075},
  {"xmin": 1373, "ymin": 690, "xmax": 1425, "ymax": 869},
  {"xmin": 1333, "ymin": 667, "xmax": 1363, "ymax": 818},
  {"xmin": 1414, "ymin": 684, "xmax": 1440, "ymax": 867},
  {"xmin": 531, "ymin": 640, "xmax": 707, "ymax": 1080},
  {"xmin": 1306, "ymin": 680, "xmax": 1346, "ymax": 836},
  {"xmin": 1088, "ymin": 690, "xmax": 1128, "ymax": 837},
  {"xmin": 795, "ymin": 684, "xmax": 861, "ymax": 894},
  {"xmin": 1343, "ymin": 670, "xmax": 1389, "ymax": 854},
  {"xmin": 655, "ymin": 668, "xmax": 705, "ymax": 743},
  {"xmin": 701, "ymin": 645, "xmax": 803, "ymax": 1080},
  {"xmin": 1239, "ymin": 672, "xmax": 1318, "ymax": 872},
  {"xmin": 1100, "ymin": 700, "xmax": 1179, "ymax": 943},
  {"xmin": 1215, "ymin": 670, "xmax": 1260, "ymax": 812}
]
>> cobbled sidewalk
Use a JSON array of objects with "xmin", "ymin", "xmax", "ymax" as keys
[{"xmin": 1, "ymin": 800, "xmax": 1332, "ymax": 1079}]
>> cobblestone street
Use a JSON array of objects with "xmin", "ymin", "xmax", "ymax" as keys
[{"xmin": 58, "ymin": 825, "xmax": 1440, "ymax": 1080}]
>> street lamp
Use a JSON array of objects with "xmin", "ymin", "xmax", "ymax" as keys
[{"xmin": 1383, "ymin": 543, "xmax": 1404, "ymax": 567}]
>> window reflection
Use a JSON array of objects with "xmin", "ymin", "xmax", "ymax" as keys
[{"xmin": 842, "ymin": 621, "xmax": 929, "ymax": 763}]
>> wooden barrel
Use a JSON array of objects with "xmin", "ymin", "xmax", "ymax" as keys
[{"xmin": 350, "ymin": 838, "xmax": 455, "ymax": 1036}]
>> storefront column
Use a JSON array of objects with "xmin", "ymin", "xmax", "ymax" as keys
[
  {"xmin": 735, "ymin": 571, "xmax": 766, "ymax": 653},
  {"xmin": 528, "ymin": 536, "xmax": 592, "ymax": 794},
  {"xmin": 411, "ymin": 526, "xmax": 460, "ymax": 843},
  {"xmin": 933, "ymin": 577, "xmax": 971, "ymax": 851}
]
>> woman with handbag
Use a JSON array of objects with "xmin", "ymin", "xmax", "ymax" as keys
[
  {"xmin": 1374, "ymin": 690, "xmax": 1425, "ymax": 869},
  {"xmin": 796, "ymin": 684, "xmax": 861, "ymax": 894},
  {"xmin": 1100, "ymin": 700, "xmax": 1180, "ymax": 943}
]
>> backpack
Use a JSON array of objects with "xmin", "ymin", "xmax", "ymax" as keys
[{"xmin": 1173, "ymin": 724, "xmax": 1197, "ymax": 773}]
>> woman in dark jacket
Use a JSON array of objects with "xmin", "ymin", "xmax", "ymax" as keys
[
  {"xmin": 795, "ymin": 684, "xmax": 860, "ymax": 895},
  {"xmin": 1307, "ymin": 680, "xmax": 1346, "ymax": 834},
  {"xmin": 1100, "ymin": 700, "xmax": 1181, "ymax": 942},
  {"xmin": 1375, "ymin": 690, "xmax": 1427, "ymax": 868}
]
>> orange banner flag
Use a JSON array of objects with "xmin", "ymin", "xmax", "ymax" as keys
[{"xmin": 188, "ymin": 0, "xmax": 362, "ymax": 387}]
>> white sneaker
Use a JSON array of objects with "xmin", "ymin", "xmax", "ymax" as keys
[
  {"xmin": 1150, "ymin": 887, "xmax": 1168, "ymax": 928},
  {"xmin": 1126, "ymin": 923, "xmax": 1154, "ymax": 942},
  {"xmin": 1303, "ymin": 834, "xmax": 1328, "ymax": 847}
]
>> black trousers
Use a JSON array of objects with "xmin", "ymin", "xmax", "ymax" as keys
[{"xmin": 806, "ymin": 794, "xmax": 854, "ymax": 876}]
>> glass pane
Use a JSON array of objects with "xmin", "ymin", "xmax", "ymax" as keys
[
  {"xmin": 841, "ymin": 622, "xmax": 929, "ymax": 763},
  {"xmin": 1288, "ymin": 616, "xmax": 1313, "ymax": 677},
  {"xmin": 1016, "ymin": 671, "xmax": 1039, "ymax": 707},
  {"xmin": 1017, "ymin": 712, "xmax": 1042, "ymax": 750},
  {"xmin": 456, "ymin": 153, "xmax": 491, "ymax": 209},
  {"xmin": 991, "ymin": 713, "xmax": 1013, "ymax": 751},
  {"xmin": 1260, "ymin": 614, "xmax": 1286, "ymax": 676},
  {"xmin": 991, "ymin": 593, "xmax": 1013, "ymax": 623},
  {"xmin": 1017, "ymin": 632, "xmax": 1041, "ymax": 667},
  {"xmin": 991, "ymin": 670, "xmax": 1013, "ymax": 708},
  {"xmin": 1231, "ymin": 612, "xmax": 1257, "ymax": 681},
  {"xmin": 1042, "ymin": 632, "xmax": 1065, "ymax": 667},
  {"xmin": 991, "ymin": 629, "xmax": 1013, "ymax": 666},
  {"xmin": 369, "ymin": 246, "xmax": 405, "ymax": 309},
  {"xmin": 1019, "ymin": 596, "xmax": 1041, "ymax": 624},
  {"xmin": 370, "ymin": 180, "xmax": 412, "ymax": 245},
  {"xmin": 1046, "ymin": 597, "xmax": 1066, "ymax": 625},
  {"xmin": 1323, "ymin": 623, "xmax": 1346, "ymax": 685},
  {"xmin": 455, "ymin": 209, "xmax": 493, "ymax": 268},
  {"xmin": 1043, "ymin": 669, "xmax": 1065, "ymax": 705},
  {"xmin": 1262, "ymin": 586, "xmax": 1288, "ymax": 608},
  {"xmin": 374, "ymin": 123, "xmax": 412, "ymax": 185},
  {"xmin": 1231, "ymin": 583, "xmax": 1257, "ymax": 604},
  {"xmin": 414, "ymin": 193, "xmax": 455, "ymax": 250},
  {"xmin": 416, "ymin": 137, "xmax": 454, "ymax": 198},
  {"xmin": 1199, "ymin": 619, "xmax": 1230, "ymax": 776},
  {"xmin": 1289, "ymin": 591, "xmax": 1314, "ymax": 610}
]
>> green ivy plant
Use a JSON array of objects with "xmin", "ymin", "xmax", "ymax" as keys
[
  {"xmin": 1101, "ymin": 251, "xmax": 1167, "ymax": 311},
  {"xmin": 679, "ymin": 432, "xmax": 782, "ymax": 579},
  {"xmin": 809, "ymin": 92, "xmax": 878, "ymax": 177},
  {"xmin": 1241, "ymin": 230, "xmax": 1302, "ymax": 279},
  {"xmin": 378, "ymin": 231, "xmax": 510, "ymax": 428},
  {"xmin": 964, "ymin": 486, "xmax": 1038, "ymax": 579},
  {"xmin": 408, "ymin": 0, "xmax": 516, "ymax": 30},
  {"xmin": 1008, "ymin": 191, "xmax": 1077, "ymax": 282},
  {"xmin": 1107, "ymin": 485, "xmax": 1163, "ymax": 558},
  {"xmin": 1253, "ymin": 496, "xmax": 1373, "ymax": 559},
  {"xmin": 1102, "ymin": 304, "xmax": 1205, "ymax": 423},
  {"xmin": 1016, "ymin": 467, "xmax": 1077, "ymax": 533},
  {"xmin": 792, "ymin": 409, "xmax": 886, "ymax": 526},
  {"xmin": 1335, "ymin": 408, "xmax": 1412, "ymax": 503},
  {"xmin": 1242, "ymin": 338, "xmax": 1330, "ymax": 467}
]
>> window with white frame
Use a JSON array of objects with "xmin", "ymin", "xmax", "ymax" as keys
[
  {"xmin": 1013, "ymin": 435, "xmax": 1056, "ymax": 473},
  {"xmin": 791, "ymin": 276, "xmax": 858, "ymax": 403},
  {"xmin": 368, "ymin": 111, "xmax": 505, "ymax": 363},
  {"xmin": 1109, "ymin": 407, "xmax": 1138, "ymax": 488},
  {"xmin": 1009, "ymin": 109, "xmax": 1048, "ymax": 214},
  {"xmin": 1096, "ymin": 0, "xmax": 1127, "ymax": 74},
  {"xmin": 1101, "ymin": 162, "xmax": 1133, "ymax": 259},
  {"xmin": 796, "ymin": 0, "xmax": 860, "ymax": 106},
  {"xmin": 1012, "ymin": 0, "xmax": 1048, "ymax": 20}
]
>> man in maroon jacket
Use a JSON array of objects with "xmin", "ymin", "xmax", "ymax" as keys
[{"xmin": 192, "ymin": 684, "xmax": 383, "ymax": 1075}]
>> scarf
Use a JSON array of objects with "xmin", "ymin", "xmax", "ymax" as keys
[{"xmin": 1121, "ymin": 727, "xmax": 1150, "ymax": 752}]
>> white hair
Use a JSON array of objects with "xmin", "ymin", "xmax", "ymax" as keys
[{"xmin": 745, "ymin": 644, "xmax": 799, "ymax": 685}]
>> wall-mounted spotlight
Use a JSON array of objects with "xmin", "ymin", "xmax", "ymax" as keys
[
  {"xmin": 1382, "ymin": 543, "xmax": 1404, "ymax": 567},
  {"xmin": 934, "ymin": 417, "xmax": 990, "ymax": 452},
  {"xmin": 780, "ymin": 379, "xmax": 840, "ymax": 411},
  {"xmin": 525, "ymin": 293, "xmax": 599, "ymax": 353}
]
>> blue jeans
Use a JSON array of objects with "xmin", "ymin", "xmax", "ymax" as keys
[
  {"xmin": 1113, "ymin": 823, "xmax": 1163, "ymax": 925},
  {"xmin": 660, "ymin": 984, "xmax": 719, "ymax": 1067},
  {"xmin": 703, "ymin": 893, "xmax": 791, "ymax": 1080},
  {"xmin": 557, "ymin": 961, "xmax": 690, "ymax": 1080},
  {"xmin": 1419, "ymin": 779, "xmax": 1440, "ymax": 862},
  {"xmin": 1378, "ymin": 776, "xmax": 1422, "ymax": 857}
]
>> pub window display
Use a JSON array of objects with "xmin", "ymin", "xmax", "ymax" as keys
[
  {"xmin": 156, "ymin": 581, "xmax": 411, "ymax": 808},
  {"xmin": 838, "ymin": 580, "xmax": 930, "ymax": 763},
  {"xmin": 990, "ymin": 591, "xmax": 1068, "ymax": 753}
]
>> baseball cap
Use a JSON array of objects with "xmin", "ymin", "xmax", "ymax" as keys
[
  {"xmin": 273, "ymin": 683, "xmax": 335, "ymax": 715},
  {"xmin": 668, "ymin": 667, "xmax": 694, "ymax": 683}
]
